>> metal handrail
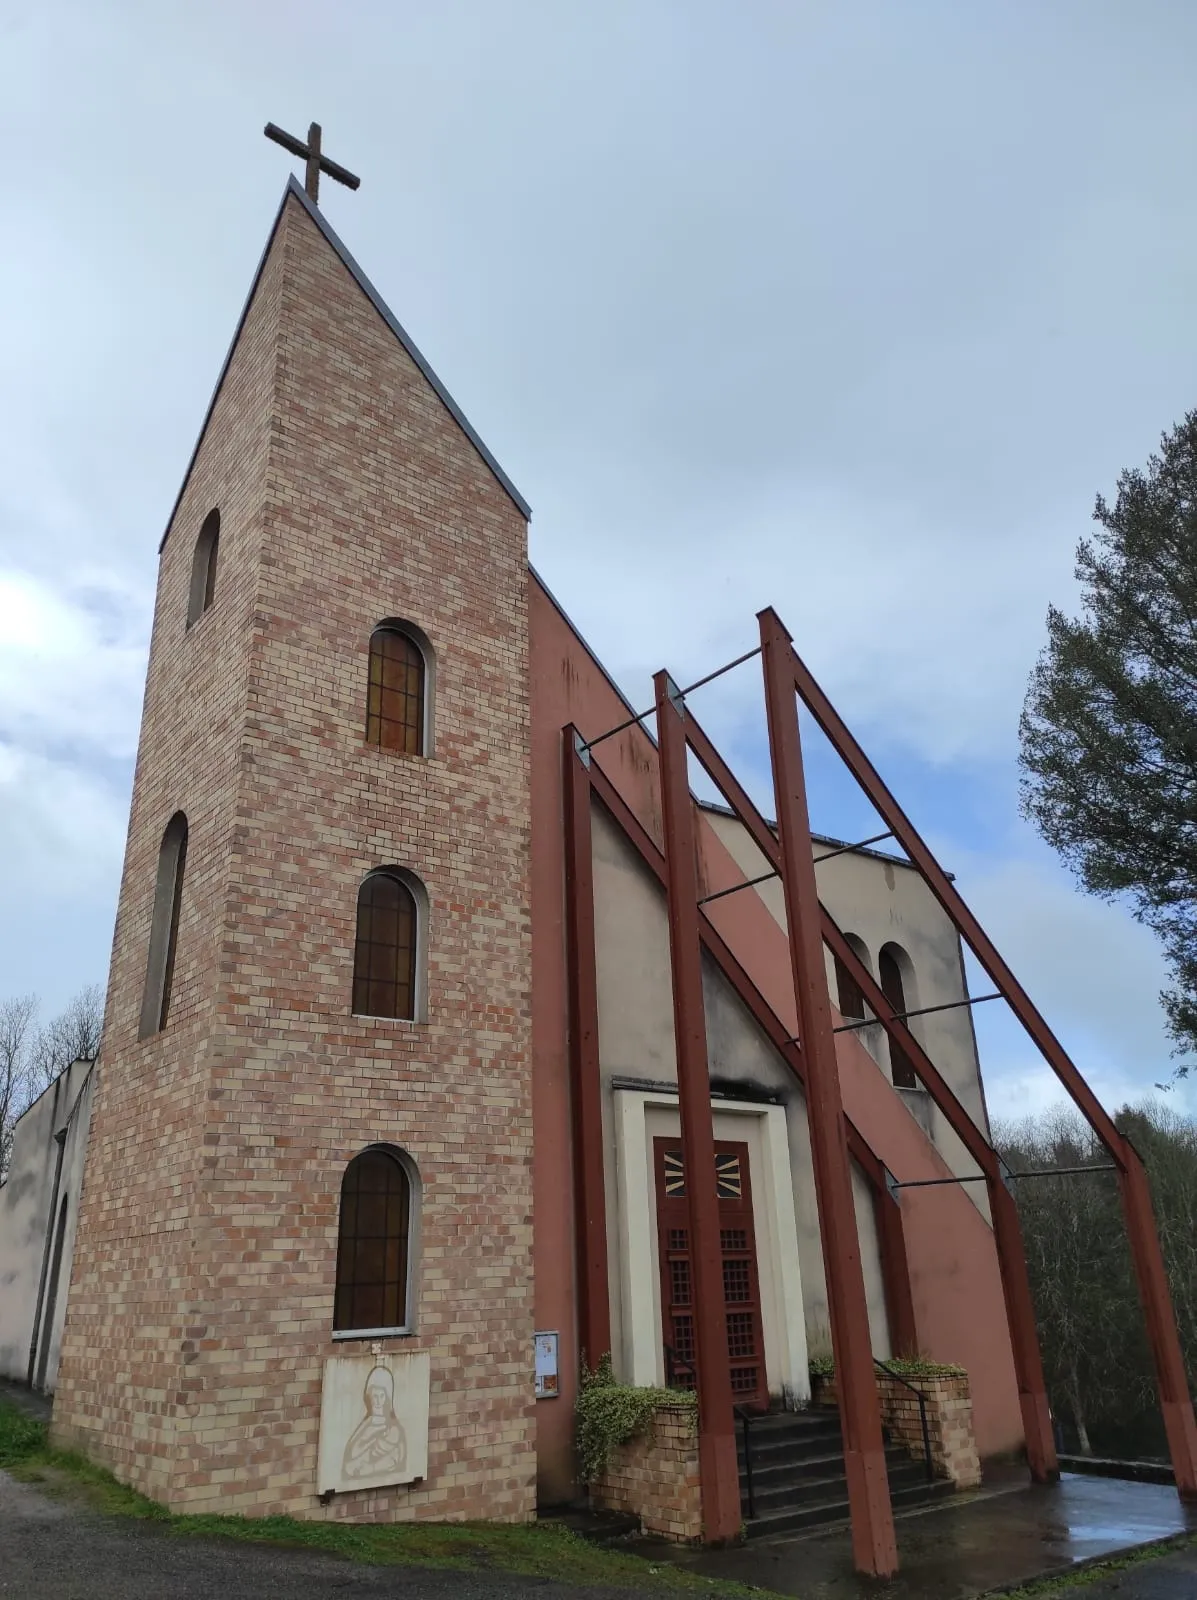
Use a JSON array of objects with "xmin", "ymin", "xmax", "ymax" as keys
[
  {"xmin": 663, "ymin": 1342, "xmax": 696, "ymax": 1390},
  {"xmin": 734, "ymin": 1406, "xmax": 757, "ymax": 1519},
  {"xmin": 874, "ymin": 1359, "xmax": 934, "ymax": 1482}
]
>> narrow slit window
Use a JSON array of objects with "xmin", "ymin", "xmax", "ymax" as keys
[
  {"xmin": 187, "ymin": 509, "xmax": 220, "ymax": 627},
  {"xmin": 834, "ymin": 951, "xmax": 867, "ymax": 1021},
  {"xmin": 366, "ymin": 627, "xmax": 425, "ymax": 754},
  {"xmin": 352, "ymin": 872, "xmax": 418, "ymax": 1020},
  {"xmin": 334, "ymin": 1147, "xmax": 414, "ymax": 1334},
  {"xmin": 139, "ymin": 812, "xmax": 188, "ymax": 1039},
  {"xmin": 879, "ymin": 945, "xmax": 919, "ymax": 1089}
]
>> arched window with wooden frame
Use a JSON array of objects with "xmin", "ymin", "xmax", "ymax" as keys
[
  {"xmin": 833, "ymin": 933, "xmax": 870, "ymax": 1023},
  {"xmin": 352, "ymin": 870, "xmax": 425, "ymax": 1021},
  {"xmin": 139, "ymin": 811, "xmax": 188, "ymax": 1040},
  {"xmin": 878, "ymin": 943, "xmax": 920, "ymax": 1089},
  {"xmin": 365, "ymin": 623, "xmax": 430, "ymax": 755},
  {"xmin": 186, "ymin": 509, "xmax": 220, "ymax": 628},
  {"xmin": 333, "ymin": 1146, "xmax": 419, "ymax": 1336}
]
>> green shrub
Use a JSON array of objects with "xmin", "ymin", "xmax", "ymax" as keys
[
  {"xmin": 574, "ymin": 1355, "xmax": 696, "ymax": 1483},
  {"xmin": 809, "ymin": 1355, "xmax": 966, "ymax": 1381},
  {"xmin": 0, "ymin": 1404, "xmax": 47, "ymax": 1467}
]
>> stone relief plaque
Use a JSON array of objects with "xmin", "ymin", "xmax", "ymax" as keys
[{"xmin": 317, "ymin": 1350, "xmax": 430, "ymax": 1495}]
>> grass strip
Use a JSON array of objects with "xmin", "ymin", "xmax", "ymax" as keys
[
  {"xmin": 0, "ymin": 1397, "xmax": 760, "ymax": 1594},
  {"xmin": 987, "ymin": 1530, "xmax": 1197, "ymax": 1596}
]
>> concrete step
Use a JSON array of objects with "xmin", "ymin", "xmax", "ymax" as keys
[
  {"xmin": 744, "ymin": 1457, "xmax": 935, "ymax": 1515},
  {"xmin": 743, "ymin": 1476, "xmax": 955, "ymax": 1541},
  {"xmin": 736, "ymin": 1417, "xmax": 843, "ymax": 1466},
  {"xmin": 742, "ymin": 1459, "xmax": 928, "ymax": 1504}
]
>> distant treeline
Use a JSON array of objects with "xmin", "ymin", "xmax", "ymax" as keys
[{"xmin": 995, "ymin": 1103, "xmax": 1197, "ymax": 1462}]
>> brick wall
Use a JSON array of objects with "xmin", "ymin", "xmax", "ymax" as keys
[
  {"xmin": 53, "ymin": 190, "xmax": 536, "ymax": 1523},
  {"xmin": 590, "ymin": 1402, "xmax": 702, "ymax": 1542},
  {"xmin": 815, "ymin": 1371, "xmax": 981, "ymax": 1489}
]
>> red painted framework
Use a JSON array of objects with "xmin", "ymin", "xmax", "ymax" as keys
[
  {"xmin": 680, "ymin": 703, "xmax": 1058, "ymax": 1488},
  {"xmin": 774, "ymin": 610, "xmax": 1197, "ymax": 1503},
  {"xmin": 558, "ymin": 601, "xmax": 1197, "ymax": 1576},
  {"xmin": 564, "ymin": 729, "xmax": 918, "ymax": 1360},
  {"xmin": 654, "ymin": 672, "xmax": 742, "ymax": 1542}
]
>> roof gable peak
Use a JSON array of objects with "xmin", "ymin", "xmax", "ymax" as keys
[{"xmin": 160, "ymin": 178, "xmax": 528, "ymax": 552}]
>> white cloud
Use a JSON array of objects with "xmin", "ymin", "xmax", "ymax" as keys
[
  {"xmin": 0, "ymin": 568, "xmax": 148, "ymax": 762},
  {"xmin": 2, "ymin": 0, "xmax": 1197, "ymax": 1055},
  {"xmin": 0, "ymin": 739, "xmax": 126, "ymax": 1011},
  {"xmin": 931, "ymin": 842, "xmax": 1197, "ymax": 1122}
]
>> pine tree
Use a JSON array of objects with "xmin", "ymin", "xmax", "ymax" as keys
[{"xmin": 1019, "ymin": 411, "xmax": 1197, "ymax": 1074}]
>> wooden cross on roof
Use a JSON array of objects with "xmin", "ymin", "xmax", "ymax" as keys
[{"xmin": 264, "ymin": 121, "xmax": 360, "ymax": 205}]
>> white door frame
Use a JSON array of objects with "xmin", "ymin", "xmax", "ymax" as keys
[{"xmin": 612, "ymin": 1088, "xmax": 809, "ymax": 1404}]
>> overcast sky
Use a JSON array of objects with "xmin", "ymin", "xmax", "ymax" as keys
[{"xmin": 2, "ymin": 0, "xmax": 1195, "ymax": 1120}]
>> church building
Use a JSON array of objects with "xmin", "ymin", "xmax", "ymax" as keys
[{"xmin": 2, "ymin": 165, "xmax": 1041, "ymax": 1540}]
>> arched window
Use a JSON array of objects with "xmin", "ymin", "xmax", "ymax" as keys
[
  {"xmin": 365, "ymin": 624, "xmax": 428, "ymax": 754},
  {"xmin": 833, "ymin": 934, "xmax": 870, "ymax": 1021},
  {"xmin": 186, "ymin": 509, "xmax": 220, "ymax": 627},
  {"xmin": 879, "ymin": 944, "xmax": 919, "ymax": 1089},
  {"xmin": 139, "ymin": 812, "xmax": 188, "ymax": 1040},
  {"xmin": 352, "ymin": 870, "xmax": 423, "ymax": 1020},
  {"xmin": 334, "ymin": 1146, "xmax": 418, "ymax": 1335}
]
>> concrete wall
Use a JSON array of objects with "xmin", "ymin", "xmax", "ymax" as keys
[
  {"xmin": 0, "ymin": 1058, "xmax": 95, "ymax": 1390},
  {"xmin": 528, "ymin": 573, "xmax": 1025, "ymax": 1487},
  {"xmin": 702, "ymin": 808, "xmax": 992, "ymax": 1219},
  {"xmin": 590, "ymin": 805, "xmax": 891, "ymax": 1372}
]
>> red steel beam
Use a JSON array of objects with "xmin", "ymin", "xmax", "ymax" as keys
[
  {"xmin": 759, "ymin": 610, "xmax": 897, "ymax": 1577},
  {"xmin": 654, "ymin": 673, "xmax": 741, "ymax": 1544},
  {"xmin": 776, "ymin": 611, "xmax": 1197, "ymax": 1500},
  {"xmin": 682, "ymin": 701, "xmax": 1057, "ymax": 1481},
  {"xmin": 562, "ymin": 727, "xmax": 612, "ymax": 1371},
  {"xmin": 583, "ymin": 754, "xmax": 918, "ymax": 1360}
]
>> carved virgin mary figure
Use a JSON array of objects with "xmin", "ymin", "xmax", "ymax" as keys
[{"xmin": 342, "ymin": 1364, "xmax": 407, "ymax": 1479}]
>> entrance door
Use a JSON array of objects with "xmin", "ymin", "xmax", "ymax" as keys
[{"xmin": 653, "ymin": 1137, "xmax": 769, "ymax": 1408}]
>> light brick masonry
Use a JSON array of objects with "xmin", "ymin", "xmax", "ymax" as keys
[
  {"xmin": 51, "ymin": 188, "xmax": 536, "ymax": 1522},
  {"xmin": 590, "ymin": 1402, "xmax": 703, "ymax": 1543},
  {"xmin": 815, "ymin": 1371, "xmax": 982, "ymax": 1489}
]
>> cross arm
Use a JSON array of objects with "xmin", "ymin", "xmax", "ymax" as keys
[{"xmin": 264, "ymin": 123, "xmax": 310, "ymax": 160}]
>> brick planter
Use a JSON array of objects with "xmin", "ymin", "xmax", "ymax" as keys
[
  {"xmin": 812, "ymin": 1370, "xmax": 981, "ymax": 1490},
  {"xmin": 589, "ymin": 1401, "xmax": 703, "ymax": 1543}
]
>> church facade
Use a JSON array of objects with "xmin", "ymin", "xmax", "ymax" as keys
[{"xmin": 2, "ymin": 180, "xmax": 1027, "ymax": 1522}]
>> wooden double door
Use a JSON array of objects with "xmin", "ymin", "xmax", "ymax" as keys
[{"xmin": 653, "ymin": 1136, "xmax": 769, "ymax": 1409}]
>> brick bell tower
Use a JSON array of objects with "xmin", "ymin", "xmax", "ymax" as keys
[{"xmin": 52, "ymin": 174, "xmax": 536, "ymax": 1521}]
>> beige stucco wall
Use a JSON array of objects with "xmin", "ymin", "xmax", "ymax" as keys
[
  {"xmin": 0, "ymin": 1058, "xmax": 95, "ymax": 1390},
  {"xmin": 590, "ymin": 805, "xmax": 891, "ymax": 1382},
  {"xmin": 701, "ymin": 808, "xmax": 991, "ymax": 1220}
]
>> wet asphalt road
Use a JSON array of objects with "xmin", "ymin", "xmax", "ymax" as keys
[{"xmin": 1074, "ymin": 1544, "xmax": 1197, "ymax": 1599}]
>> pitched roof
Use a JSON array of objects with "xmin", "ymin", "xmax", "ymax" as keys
[{"xmin": 160, "ymin": 177, "xmax": 529, "ymax": 551}]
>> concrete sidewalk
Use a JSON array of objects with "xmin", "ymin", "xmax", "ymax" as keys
[{"xmin": 638, "ymin": 1471, "xmax": 1197, "ymax": 1599}]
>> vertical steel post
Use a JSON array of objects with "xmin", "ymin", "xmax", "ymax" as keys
[
  {"xmin": 758, "ymin": 610, "xmax": 898, "ymax": 1577},
  {"xmin": 681, "ymin": 703, "xmax": 1059, "ymax": 1483},
  {"xmin": 872, "ymin": 1180, "xmax": 918, "ymax": 1360},
  {"xmin": 654, "ymin": 673, "xmax": 742, "ymax": 1544},
  {"xmin": 1119, "ymin": 1151, "xmax": 1197, "ymax": 1498},
  {"xmin": 562, "ymin": 727, "xmax": 612, "ymax": 1372},
  {"xmin": 782, "ymin": 628, "xmax": 1197, "ymax": 1501},
  {"xmin": 586, "ymin": 752, "xmax": 920, "ymax": 1364}
]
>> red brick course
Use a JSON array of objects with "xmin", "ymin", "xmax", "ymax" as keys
[{"xmin": 52, "ymin": 193, "xmax": 535, "ymax": 1522}]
